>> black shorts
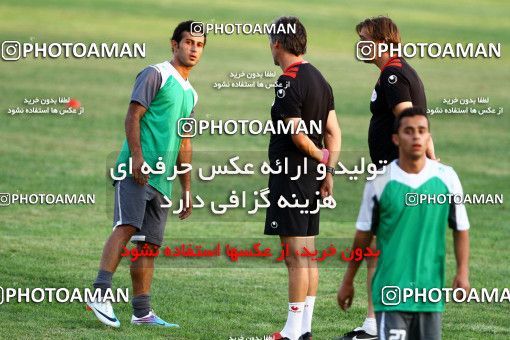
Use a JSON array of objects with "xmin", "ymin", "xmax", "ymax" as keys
[
  {"xmin": 264, "ymin": 153, "xmax": 321, "ymax": 237},
  {"xmin": 113, "ymin": 177, "xmax": 169, "ymax": 246},
  {"xmin": 376, "ymin": 311, "xmax": 442, "ymax": 340}
]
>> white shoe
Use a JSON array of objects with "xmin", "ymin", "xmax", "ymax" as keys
[
  {"xmin": 86, "ymin": 300, "xmax": 121, "ymax": 328},
  {"xmin": 131, "ymin": 310, "xmax": 179, "ymax": 327}
]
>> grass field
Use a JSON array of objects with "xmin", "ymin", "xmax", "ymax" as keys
[{"xmin": 0, "ymin": 0, "xmax": 509, "ymax": 339}]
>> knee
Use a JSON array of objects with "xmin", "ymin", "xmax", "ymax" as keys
[
  {"xmin": 114, "ymin": 224, "xmax": 138, "ymax": 239},
  {"xmin": 284, "ymin": 253, "xmax": 308, "ymax": 268},
  {"xmin": 136, "ymin": 242, "xmax": 159, "ymax": 252}
]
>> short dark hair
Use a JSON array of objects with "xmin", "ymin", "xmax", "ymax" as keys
[
  {"xmin": 171, "ymin": 20, "xmax": 207, "ymax": 45},
  {"xmin": 356, "ymin": 16, "xmax": 401, "ymax": 45},
  {"xmin": 393, "ymin": 107, "xmax": 430, "ymax": 133},
  {"xmin": 269, "ymin": 16, "xmax": 306, "ymax": 56}
]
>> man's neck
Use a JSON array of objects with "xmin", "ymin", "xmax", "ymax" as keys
[
  {"xmin": 170, "ymin": 59, "xmax": 191, "ymax": 80},
  {"xmin": 397, "ymin": 156, "xmax": 427, "ymax": 174},
  {"xmin": 278, "ymin": 54, "xmax": 304, "ymax": 72},
  {"xmin": 375, "ymin": 53, "xmax": 392, "ymax": 71}
]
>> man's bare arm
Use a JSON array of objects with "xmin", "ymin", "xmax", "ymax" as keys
[
  {"xmin": 176, "ymin": 137, "xmax": 192, "ymax": 220},
  {"xmin": 392, "ymin": 101, "xmax": 412, "ymax": 117},
  {"xmin": 125, "ymin": 102, "xmax": 147, "ymax": 185},
  {"xmin": 320, "ymin": 110, "xmax": 341, "ymax": 197},
  {"xmin": 337, "ymin": 230, "xmax": 373, "ymax": 311},
  {"xmin": 284, "ymin": 117, "xmax": 327, "ymax": 162},
  {"xmin": 324, "ymin": 110, "xmax": 341, "ymax": 167},
  {"xmin": 452, "ymin": 230, "xmax": 470, "ymax": 295}
]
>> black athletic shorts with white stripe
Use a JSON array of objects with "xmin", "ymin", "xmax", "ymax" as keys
[{"xmin": 113, "ymin": 176, "xmax": 169, "ymax": 246}]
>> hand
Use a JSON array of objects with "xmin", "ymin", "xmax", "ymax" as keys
[
  {"xmin": 132, "ymin": 155, "xmax": 149, "ymax": 186},
  {"xmin": 320, "ymin": 173, "xmax": 333, "ymax": 198},
  {"xmin": 452, "ymin": 272, "xmax": 470, "ymax": 300},
  {"xmin": 426, "ymin": 139, "xmax": 440, "ymax": 162},
  {"xmin": 179, "ymin": 190, "xmax": 193, "ymax": 220},
  {"xmin": 337, "ymin": 281, "xmax": 354, "ymax": 311}
]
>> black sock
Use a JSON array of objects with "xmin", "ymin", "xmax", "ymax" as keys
[
  {"xmin": 132, "ymin": 294, "xmax": 151, "ymax": 318},
  {"xmin": 93, "ymin": 269, "xmax": 113, "ymax": 296}
]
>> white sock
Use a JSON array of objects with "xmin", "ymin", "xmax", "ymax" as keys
[
  {"xmin": 301, "ymin": 296, "xmax": 316, "ymax": 334},
  {"xmin": 280, "ymin": 302, "xmax": 305, "ymax": 340},
  {"xmin": 362, "ymin": 317, "xmax": 377, "ymax": 335}
]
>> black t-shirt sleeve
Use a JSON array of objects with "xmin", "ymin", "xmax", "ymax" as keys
[
  {"xmin": 327, "ymin": 83, "xmax": 335, "ymax": 111},
  {"xmin": 272, "ymin": 76, "xmax": 302, "ymax": 119},
  {"xmin": 381, "ymin": 68, "xmax": 411, "ymax": 110}
]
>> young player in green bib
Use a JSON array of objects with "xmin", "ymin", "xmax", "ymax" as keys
[{"xmin": 338, "ymin": 108, "xmax": 470, "ymax": 340}]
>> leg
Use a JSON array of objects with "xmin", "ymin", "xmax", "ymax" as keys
[
  {"xmin": 127, "ymin": 190, "xmax": 177, "ymax": 327},
  {"xmin": 88, "ymin": 177, "xmax": 145, "ymax": 327},
  {"xmin": 301, "ymin": 237, "xmax": 318, "ymax": 338},
  {"xmin": 128, "ymin": 185, "xmax": 172, "ymax": 322},
  {"xmin": 130, "ymin": 242, "xmax": 157, "ymax": 296},
  {"xmin": 281, "ymin": 236, "xmax": 310, "ymax": 302},
  {"xmin": 89, "ymin": 226, "xmax": 136, "ymax": 328},
  {"xmin": 305, "ymin": 237, "xmax": 318, "ymax": 297},
  {"xmin": 278, "ymin": 235, "xmax": 309, "ymax": 339},
  {"xmin": 99, "ymin": 225, "xmax": 138, "ymax": 272},
  {"xmin": 95, "ymin": 177, "xmax": 147, "ymax": 287},
  {"xmin": 93, "ymin": 224, "xmax": 138, "ymax": 294},
  {"xmin": 130, "ymin": 241, "xmax": 157, "ymax": 318}
]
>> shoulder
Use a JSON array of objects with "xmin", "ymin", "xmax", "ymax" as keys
[
  {"xmin": 279, "ymin": 61, "xmax": 317, "ymax": 82},
  {"xmin": 134, "ymin": 64, "xmax": 164, "ymax": 85},
  {"xmin": 282, "ymin": 62, "xmax": 304, "ymax": 78},
  {"xmin": 132, "ymin": 65, "xmax": 163, "ymax": 93},
  {"xmin": 148, "ymin": 61, "xmax": 180, "ymax": 88},
  {"xmin": 135, "ymin": 64, "xmax": 159, "ymax": 77},
  {"xmin": 429, "ymin": 159, "xmax": 456, "ymax": 176},
  {"xmin": 381, "ymin": 63, "xmax": 408, "ymax": 86},
  {"xmin": 368, "ymin": 160, "xmax": 395, "ymax": 199},
  {"xmin": 148, "ymin": 61, "xmax": 171, "ymax": 73},
  {"xmin": 430, "ymin": 160, "xmax": 460, "ymax": 188}
]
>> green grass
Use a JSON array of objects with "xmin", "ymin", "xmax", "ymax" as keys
[{"xmin": 0, "ymin": 0, "xmax": 509, "ymax": 339}]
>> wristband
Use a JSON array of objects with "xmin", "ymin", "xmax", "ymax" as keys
[
  {"xmin": 320, "ymin": 148, "xmax": 329, "ymax": 165},
  {"xmin": 325, "ymin": 166, "xmax": 335, "ymax": 175}
]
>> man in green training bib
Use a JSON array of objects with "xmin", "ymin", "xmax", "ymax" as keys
[
  {"xmin": 87, "ymin": 20, "xmax": 206, "ymax": 328},
  {"xmin": 337, "ymin": 107, "xmax": 470, "ymax": 339}
]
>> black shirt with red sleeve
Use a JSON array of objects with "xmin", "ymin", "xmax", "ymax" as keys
[
  {"xmin": 369, "ymin": 56, "xmax": 426, "ymax": 166},
  {"xmin": 268, "ymin": 61, "xmax": 334, "ymax": 161}
]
